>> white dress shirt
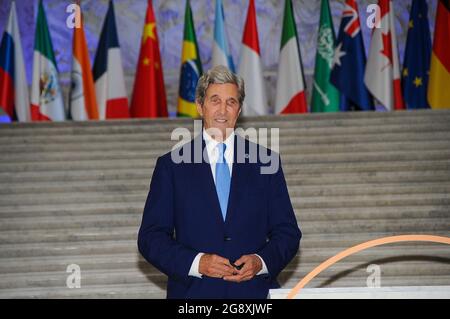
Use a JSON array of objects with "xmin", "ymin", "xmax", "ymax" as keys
[{"xmin": 188, "ymin": 129, "xmax": 268, "ymax": 278}]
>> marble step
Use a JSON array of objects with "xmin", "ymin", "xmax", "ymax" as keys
[
  {"xmin": 0, "ymin": 188, "xmax": 449, "ymax": 207},
  {"xmin": 1, "ymin": 109, "xmax": 449, "ymax": 133},
  {"xmin": 0, "ymin": 224, "xmax": 447, "ymax": 246},
  {"xmin": 4, "ymin": 131, "xmax": 450, "ymax": 154},
  {"xmin": 2, "ymin": 121, "xmax": 450, "ymax": 144},
  {"xmin": 2, "ymin": 181, "xmax": 450, "ymax": 198},
  {"xmin": 0, "ymin": 283, "xmax": 166, "ymax": 299},
  {"xmin": 0, "ymin": 201, "xmax": 446, "ymax": 220},
  {"xmin": 3, "ymin": 275, "xmax": 450, "ymax": 299},
  {"xmin": 2, "ymin": 149, "xmax": 450, "ymax": 172},
  {"xmin": 1, "ymin": 214, "xmax": 447, "ymax": 234},
  {"xmin": 1, "ymin": 233, "xmax": 449, "ymax": 273},
  {"xmin": 1, "ymin": 159, "xmax": 449, "ymax": 183},
  {"xmin": 1, "ymin": 238, "xmax": 448, "ymax": 259},
  {"xmin": 2, "ymin": 141, "xmax": 450, "ymax": 163},
  {"xmin": 1, "ymin": 260, "xmax": 449, "ymax": 290}
]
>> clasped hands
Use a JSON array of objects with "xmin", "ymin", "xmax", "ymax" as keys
[{"xmin": 199, "ymin": 253, "xmax": 262, "ymax": 283}]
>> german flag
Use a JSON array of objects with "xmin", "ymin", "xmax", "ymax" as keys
[{"xmin": 428, "ymin": 0, "xmax": 450, "ymax": 109}]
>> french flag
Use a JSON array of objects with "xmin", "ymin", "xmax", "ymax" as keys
[
  {"xmin": 93, "ymin": 0, "xmax": 129, "ymax": 119},
  {"xmin": 0, "ymin": 1, "xmax": 30, "ymax": 123}
]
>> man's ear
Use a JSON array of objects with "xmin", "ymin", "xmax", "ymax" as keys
[{"xmin": 196, "ymin": 102, "xmax": 203, "ymax": 117}]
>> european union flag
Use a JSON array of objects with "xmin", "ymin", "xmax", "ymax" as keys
[
  {"xmin": 402, "ymin": 0, "xmax": 432, "ymax": 109},
  {"xmin": 330, "ymin": 0, "xmax": 373, "ymax": 111}
]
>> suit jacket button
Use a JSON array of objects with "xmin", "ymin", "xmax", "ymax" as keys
[{"xmin": 224, "ymin": 237, "xmax": 232, "ymax": 242}]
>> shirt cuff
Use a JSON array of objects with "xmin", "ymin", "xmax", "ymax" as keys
[
  {"xmin": 188, "ymin": 253, "xmax": 204, "ymax": 278},
  {"xmin": 255, "ymin": 254, "xmax": 269, "ymax": 275}
]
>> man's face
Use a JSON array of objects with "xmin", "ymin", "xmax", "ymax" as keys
[{"xmin": 196, "ymin": 83, "xmax": 241, "ymax": 141}]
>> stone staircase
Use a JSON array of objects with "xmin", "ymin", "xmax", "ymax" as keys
[{"xmin": 0, "ymin": 110, "xmax": 449, "ymax": 298}]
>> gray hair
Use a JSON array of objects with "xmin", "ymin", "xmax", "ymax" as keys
[{"xmin": 195, "ymin": 65, "xmax": 245, "ymax": 107}]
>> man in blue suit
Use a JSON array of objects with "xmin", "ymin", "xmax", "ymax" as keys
[{"xmin": 138, "ymin": 65, "xmax": 301, "ymax": 299}]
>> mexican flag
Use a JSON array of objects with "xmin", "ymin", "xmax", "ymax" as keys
[
  {"xmin": 311, "ymin": 0, "xmax": 340, "ymax": 113},
  {"xmin": 31, "ymin": 0, "xmax": 65, "ymax": 121},
  {"xmin": 275, "ymin": 0, "xmax": 308, "ymax": 114}
]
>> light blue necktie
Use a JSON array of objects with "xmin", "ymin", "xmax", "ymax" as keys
[{"xmin": 215, "ymin": 143, "xmax": 231, "ymax": 221}]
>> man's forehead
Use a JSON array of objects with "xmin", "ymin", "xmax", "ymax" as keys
[{"xmin": 206, "ymin": 83, "xmax": 238, "ymax": 98}]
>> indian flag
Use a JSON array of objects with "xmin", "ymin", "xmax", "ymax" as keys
[
  {"xmin": 69, "ymin": 3, "xmax": 99, "ymax": 120},
  {"xmin": 275, "ymin": 0, "xmax": 307, "ymax": 114},
  {"xmin": 30, "ymin": 0, "xmax": 65, "ymax": 121}
]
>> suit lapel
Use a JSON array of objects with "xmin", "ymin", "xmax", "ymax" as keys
[
  {"xmin": 191, "ymin": 134, "xmax": 251, "ymax": 226},
  {"xmin": 225, "ymin": 135, "xmax": 251, "ymax": 225},
  {"xmin": 191, "ymin": 135, "xmax": 226, "ymax": 228}
]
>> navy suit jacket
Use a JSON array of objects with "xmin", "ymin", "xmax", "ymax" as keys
[{"xmin": 138, "ymin": 134, "xmax": 301, "ymax": 299}]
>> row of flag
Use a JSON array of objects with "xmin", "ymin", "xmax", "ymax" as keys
[{"xmin": 0, "ymin": 0, "xmax": 449, "ymax": 123}]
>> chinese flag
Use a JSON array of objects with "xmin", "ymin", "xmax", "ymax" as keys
[{"xmin": 130, "ymin": 0, "xmax": 168, "ymax": 118}]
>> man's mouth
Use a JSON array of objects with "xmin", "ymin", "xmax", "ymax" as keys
[{"xmin": 215, "ymin": 119, "xmax": 227, "ymax": 123}]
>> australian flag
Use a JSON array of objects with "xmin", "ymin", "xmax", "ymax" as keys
[
  {"xmin": 330, "ymin": 0, "xmax": 373, "ymax": 111},
  {"xmin": 402, "ymin": 0, "xmax": 431, "ymax": 109}
]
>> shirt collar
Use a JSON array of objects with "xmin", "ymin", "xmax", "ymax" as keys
[{"xmin": 203, "ymin": 129, "xmax": 235, "ymax": 155}]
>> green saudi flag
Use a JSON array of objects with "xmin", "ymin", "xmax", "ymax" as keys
[
  {"xmin": 30, "ymin": 0, "xmax": 65, "ymax": 121},
  {"xmin": 311, "ymin": 0, "xmax": 339, "ymax": 113}
]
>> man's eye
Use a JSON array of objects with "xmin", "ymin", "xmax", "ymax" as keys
[
  {"xmin": 211, "ymin": 98, "xmax": 221, "ymax": 105},
  {"xmin": 227, "ymin": 100, "xmax": 237, "ymax": 107}
]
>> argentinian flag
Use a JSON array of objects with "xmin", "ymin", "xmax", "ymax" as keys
[{"xmin": 211, "ymin": 0, "xmax": 235, "ymax": 72}]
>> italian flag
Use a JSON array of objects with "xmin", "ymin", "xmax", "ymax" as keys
[
  {"xmin": 275, "ymin": 0, "xmax": 307, "ymax": 114},
  {"xmin": 31, "ymin": 0, "xmax": 65, "ymax": 121}
]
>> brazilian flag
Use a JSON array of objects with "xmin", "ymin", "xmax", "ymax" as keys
[{"xmin": 177, "ymin": 0, "xmax": 203, "ymax": 117}]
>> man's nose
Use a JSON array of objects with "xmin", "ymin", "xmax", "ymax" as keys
[{"xmin": 219, "ymin": 101, "xmax": 227, "ymax": 114}]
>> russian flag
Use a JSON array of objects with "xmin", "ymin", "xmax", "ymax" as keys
[
  {"xmin": 93, "ymin": 0, "xmax": 129, "ymax": 119},
  {"xmin": 211, "ymin": 0, "xmax": 235, "ymax": 72},
  {"xmin": 0, "ymin": 1, "xmax": 30, "ymax": 123}
]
